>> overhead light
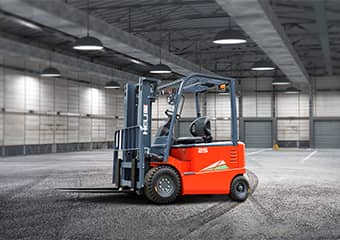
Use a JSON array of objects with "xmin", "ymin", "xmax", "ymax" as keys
[
  {"xmin": 149, "ymin": 13, "xmax": 172, "ymax": 74},
  {"xmin": 251, "ymin": 60, "xmax": 275, "ymax": 71},
  {"xmin": 272, "ymin": 77, "xmax": 290, "ymax": 85},
  {"xmin": 104, "ymin": 80, "xmax": 120, "ymax": 89},
  {"xmin": 213, "ymin": 30, "xmax": 247, "ymax": 44},
  {"xmin": 73, "ymin": 36, "xmax": 104, "ymax": 51},
  {"xmin": 130, "ymin": 58, "xmax": 144, "ymax": 65},
  {"xmin": 149, "ymin": 63, "xmax": 172, "ymax": 74},
  {"xmin": 72, "ymin": 0, "xmax": 104, "ymax": 51},
  {"xmin": 285, "ymin": 86, "xmax": 300, "ymax": 94},
  {"xmin": 40, "ymin": 67, "xmax": 61, "ymax": 78}
]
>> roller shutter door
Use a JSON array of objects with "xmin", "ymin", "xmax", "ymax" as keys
[
  {"xmin": 314, "ymin": 121, "xmax": 340, "ymax": 148},
  {"xmin": 245, "ymin": 121, "xmax": 272, "ymax": 148}
]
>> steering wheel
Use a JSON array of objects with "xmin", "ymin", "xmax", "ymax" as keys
[{"xmin": 165, "ymin": 109, "xmax": 181, "ymax": 119}]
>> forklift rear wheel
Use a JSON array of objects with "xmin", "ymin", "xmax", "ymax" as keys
[
  {"xmin": 144, "ymin": 166, "xmax": 181, "ymax": 204},
  {"xmin": 230, "ymin": 176, "xmax": 250, "ymax": 202}
]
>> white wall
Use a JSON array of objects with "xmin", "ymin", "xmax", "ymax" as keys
[
  {"xmin": 276, "ymin": 93, "xmax": 309, "ymax": 117},
  {"xmin": 314, "ymin": 92, "xmax": 340, "ymax": 117},
  {"xmin": 277, "ymin": 120, "xmax": 309, "ymax": 141},
  {"xmin": 242, "ymin": 93, "xmax": 272, "ymax": 117},
  {"xmin": 0, "ymin": 65, "xmax": 123, "ymax": 146}
]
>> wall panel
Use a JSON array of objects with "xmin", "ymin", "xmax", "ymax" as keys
[
  {"xmin": 55, "ymin": 79, "xmax": 68, "ymax": 112},
  {"xmin": 314, "ymin": 92, "xmax": 340, "ymax": 117},
  {"xmin": 25, "ymin": 75, "xmax": 40, "ymax": 111},
  {"xmin": 40, "ymin": 78, "xmax": 54, "ymax": 112},
  {"xmin": 79, "ymin": 118, "xmax": 92, "ymax": 142},
  {"xmin": 0, "ymin": 113, "xmax": 3, "ymax": 145},
  {"xmin": 277, "ymin": 120, "xmax": 309, "ymax": 141},
  {"xmin": 5, "ymin": 70, "xmax": 25, "ymax": 111},
  {"xmin": 106, "ymin": 119, "xmax": 115, "ymax": 141},
  {"xmin": 79, "ymin": 84, "xmax": 92, "ymax": 114},
  {"xmin": 68, "ymin": 117, "xmax": 79, "ymax": 143},
  {"xmin": 0, "ymin": 67, "xmax": 3, "ymax": 109},
  {"xmin": 25, "ymin": 115, "xmax": 39, "ymax": 144},
  {"xmin": 4, "ymin": 113, "xmax": 24, "ymax": 145},
  {"xmin": 68, "ymin": 81, "xmax": 80, "ymax": 113},
  {"xmin": 55, "ymin": 116, "xmax": 67, "ymax": 143},
  {"xmin": 243, "ymin": 93, "xmax": 271, "ymax": 117},
  {"xmin": 206, "ymin": 94, "xmax": 239, "ymax": 118},
  {"xmin": 92, "ymin": 119, "xmax": 106, "ymax": 141},
  {"xmin": 276, "ymin": 93, "xmax": 309, "ymax": 117},
  {"xmin": 40, "ymin": 116, "xmax": 54, "ymax": 144}
]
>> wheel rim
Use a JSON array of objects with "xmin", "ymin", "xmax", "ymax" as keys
[
  {"xmin": 156, "ymin": 175, "xmax": 175, "ymax": 198},
  {"xmin": 235, "ymin": 181, "xmax": 247, "ymax": 199}
]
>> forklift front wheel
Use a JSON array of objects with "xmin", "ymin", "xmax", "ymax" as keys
[
  {"xmin": 230, "ymin": 175, "xmax": 250, "ymax": 202},
  {"xmin": 144, "ymin": 166, "xmax": 181, "ymax": 204}
]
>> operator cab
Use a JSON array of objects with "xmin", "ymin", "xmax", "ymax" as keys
[
  {"xmin": 151, "ymin": 77, "xmax": 233, "ymax": 159},
  {"xmin": 155, "ymin": 92, "xmax": 212, "ymax": 145}
]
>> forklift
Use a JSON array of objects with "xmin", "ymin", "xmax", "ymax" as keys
[
  {"xmin": 59, "ymin": 73, "xmax": 250, "ymax": 204},
  {"xmin": 112, "ymin": 73, "xmax": 249, "ymax": 203}
]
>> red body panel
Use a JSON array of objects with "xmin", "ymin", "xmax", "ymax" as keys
[{"xmin": 150, "ymin": 142, "xmax": 246, "ymax": 195}]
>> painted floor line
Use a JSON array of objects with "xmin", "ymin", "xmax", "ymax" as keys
[
  {"xmin": 247, "ymin": 148, "xmax": 270, "ymax": 156},
  {"xmin": 300, "ymin": 150, "xmax": 317, "ymax": 163}
]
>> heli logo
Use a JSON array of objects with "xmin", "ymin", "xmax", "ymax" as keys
[
  {"xmin": 198, "ymin": 148, "xmax": 208, "ymax": 154},
  {"xmin": 200, "ymin": 160, "xmax": 228, "ymax": 172}
]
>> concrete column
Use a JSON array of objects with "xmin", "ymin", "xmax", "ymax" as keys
[
  {"xmin": 309, "ymin": 79, "xmax": 315, "ymax": 148},
  {"xmin": 272, "ymin": 90, "xmax": 277, "ymax": 147}
]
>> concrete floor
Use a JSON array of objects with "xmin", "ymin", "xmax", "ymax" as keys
[{"xmin": 0, "ymin": 149, "xmax": 339, "ymax": 240}]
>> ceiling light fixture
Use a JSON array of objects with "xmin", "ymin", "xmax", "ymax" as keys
[
  {"xmin": 149, "ymin": 8, "xmax": 172, "ymax": 74},
  {"xmin": 272, "ymin": 77, "xmax": 290, "ymax": 85},
  {"xmin": 251, "ymin": 60, "xmax": 275, "ymax": 71},
  {"xmin": 73, "ymin": 0, "xmax": 104, "ymax": 51},
  {"xmin": 105, "ymin": 67, "xmax": 120, "ymax": 89},
  {"xmin": 73, "ymin": 36, "xmax": 104, "ymax": 51},
  {"xmin": 213, "ymin": 30, "xmax": 247, "ymax": 45},
  {"xmin": 41, "ymin": 53, "xmax": 61, "ymax": 78},
  {"xmin": 213, "ymin": 17, "xmax": 247, "ymax": 45},
  {"xmin": 104, "ymin": 80, "xmax": 120, "ymax": 89},
  {"xmin": 149, "ymin": 63, "xmax": 172, "ymax": 74},
  {"xmin": 285, "ymin": 86, "xmax": 300, "ymax": 94},
  {"xmin": 40, "ymin": 67, "xmax": 61, "ymax": 78}
]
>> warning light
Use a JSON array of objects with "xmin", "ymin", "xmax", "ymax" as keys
[{"xmin": 219, "ymin": 84, "xmax": 227, "ymax": 90}]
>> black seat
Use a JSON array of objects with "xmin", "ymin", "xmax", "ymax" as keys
[{"xmin": 175, "ymin": 117, "xmax": 212, "ymax": 144}]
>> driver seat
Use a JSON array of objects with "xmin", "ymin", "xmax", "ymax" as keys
[{"xmin": 175, "ymin": 117, "xmax": 213, "ymax": 145}]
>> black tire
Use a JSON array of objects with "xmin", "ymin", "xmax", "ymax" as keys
[
  {"xmin": 230, "ymin": 175, "xmax": 250, "ymax": 202},
  {"xmin": 144, "ymin": 166, "xmax": 181, "ymax": 204}
]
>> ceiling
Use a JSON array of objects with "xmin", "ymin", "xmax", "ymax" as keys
[{"xmin": 0, "ymin": 0, "xmax": 339, "ymax": 83}]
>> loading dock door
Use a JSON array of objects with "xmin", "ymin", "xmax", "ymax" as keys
[
  {"xmin": 314, "ymin": 121, "xmax": 340, "ymax": 148},
  {"xmin": 245, "ymin": 121, "xmax": 272, "ymax": 148}
]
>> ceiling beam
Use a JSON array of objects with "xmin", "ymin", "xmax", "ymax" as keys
[
  {"xmin": 84, "ymin": 1, "xmax": 215, "ymax": 10},
  {"xmin": 0, "ymin": 0, "xmax": 212, "ymax": 76},
  {"xmin": 215, "ymin": 0, "xmax": 310, "ymax": 84},
  {"xmin": 0, "ymin": 35, "xmax": 139, "ymax": 84},
  {"xmin": 313, "ymin": 0, "xmax": 333, "ymax": 76}
]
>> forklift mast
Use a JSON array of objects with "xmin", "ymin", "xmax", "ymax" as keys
[{"xmin": 113, "ymin": 77, "xmax": 158, "ymax": 190}]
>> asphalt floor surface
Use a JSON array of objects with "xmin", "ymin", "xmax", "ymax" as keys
[{"xmin": 0, "ymin": 149, "xmax": 339, "ymax": 240}]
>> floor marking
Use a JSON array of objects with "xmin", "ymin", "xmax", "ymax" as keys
[
  {"xmin": 247, "ymin": 149, "xmax": 270, "ymax": 156},
  {"xmin": 300, "ymin": 150, "xmax": 317, "ymax": 164}
]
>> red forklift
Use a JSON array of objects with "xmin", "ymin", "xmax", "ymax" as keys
[
  {"xmin": 59, "ymin": 73, "xmax": 250, "ymax": 204},
  {"xmin": 112, "ymin": 73, "xmax": 249, "ymax": 203}
]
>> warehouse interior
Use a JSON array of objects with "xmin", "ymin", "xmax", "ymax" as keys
[{"xmin": 0, "ymin": 0, "xmax": 339, "ymax": 239}]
